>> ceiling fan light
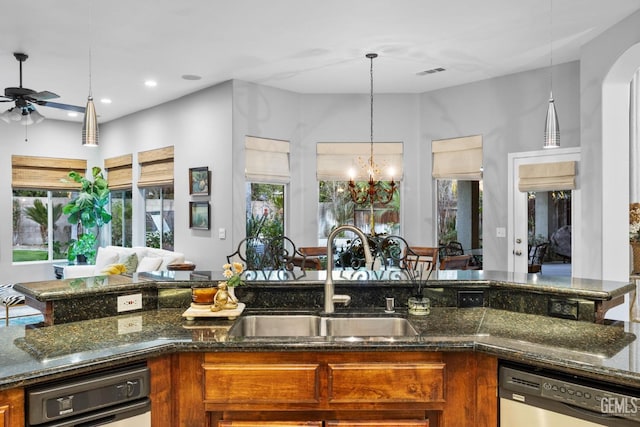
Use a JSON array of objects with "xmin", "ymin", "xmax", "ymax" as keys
[
  {"xmin": 6, "ymin": 107, "xmax": 22, "ymax": 122},
  {"xmin": 0, "ymin": 108, "xmax": 12, "ymax": 123},
  {"xmin": 82, "ymin": 96, "xmax": 99, "ymax": 147},
  {"xmin": 29, "ymin": 108, "xmax": 45, "ymax": 124}
]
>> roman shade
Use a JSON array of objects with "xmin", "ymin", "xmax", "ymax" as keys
[
  {"xmin": 432, "ymin": 135, "xmax": 483, "ymax": 180},
  {"xmin": 245, "ymin": 136, "xmax": 290, "ymax": 183},
  {"xmin": 104, "ymin": 154, "xmax": 132, "ymax": 190},
  {"xmin": 316, "ymin": 142, "xmax": 403, "ymax": 181},
  {"xmin": 12, "ymin": 155, "xmax": 87, "ymax": 190},
  {"xmin": 138, "ymin": 146, "xmax": 174, "ymax": 188},
  {"xmin": 518, "ymin": 161, "xmax": 576, "ymax": 192}
]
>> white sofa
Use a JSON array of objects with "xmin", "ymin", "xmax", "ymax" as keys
[{"xmin": 63, "ymin": 246, "xmax": 185, "ymax": 279}]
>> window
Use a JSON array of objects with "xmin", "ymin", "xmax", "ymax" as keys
[
  {"xmin": 245, "ymin": 183, "xmax": 285, "ymax": 238},
  {"xmin": 316, "ymin": 142, "xmax": 403, "ymax": 244},
  {"xmin": 437, "ymin": 179, "xmax": 482, "ymax": 250},
  {"xmin": 111, "ymin": 190, "xmax": 132, "ymax": 247},
  {"xmin": 105, "ymin": 154, "xmax": 133, "ymax": 247},
  {"xmin": 11, "ymin": 155, "xmax": 87, "ymax": 263},
  {"xmin": 13, "ymin": 190, "xmax": 75, "ymax": 262},
  {"xmin": 137, "ymin": 146, "xmax": 174, "ymax": 250},
  {"xmin": 145, "ymin": 187, "xmax": 174, "ymax": 250},
  {"xmin": 318, "ymin": 180, "xmax": 400, "ymax": 244}
]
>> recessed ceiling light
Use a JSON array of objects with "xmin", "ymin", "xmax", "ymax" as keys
[
  {"xmin": 416, "ymin": 67, "xmax": 446, "ymax": 76},
  {"xmin": 144, "ymin": 80, "xmax": 157, "ymax": 87},
  {"xmin": 182, "ymin": 74, "xmax": 202, "ymax": 81},
  {"xmin": 67, "ymin": 112, "xmax": 78, "ymax": 117},
  {"xmin": 100, "ymin": 98, "xmax": 112, "ymax": 104}
]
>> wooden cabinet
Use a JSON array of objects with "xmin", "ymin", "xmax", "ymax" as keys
[
  {"xmin": 194, "ymin": 351, "xmax": 495, "ymax": 427},
  {"xmin": 0, "ymin": 388, "xmax": 24, "ymax": 427}
]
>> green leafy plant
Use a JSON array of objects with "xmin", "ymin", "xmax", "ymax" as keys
[
  {"xmin": 66, "ymin": 232, "xmax": 98, "ymax": 263},
  {"xmin": 63, "ymin": 167, "xmax": 111, "ymax": 262}
]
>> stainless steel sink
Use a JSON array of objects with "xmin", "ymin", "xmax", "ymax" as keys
[
  {"xmin": 228, "ymin": 315, "xmax": 321, "ymax": 337},
  {"xmin": 323, "ymin": 317, "xmax": 417, "ymax": 337},
  {"xmin": 228, "ymin": 315, "xmax": 418, "ymax": 337}
]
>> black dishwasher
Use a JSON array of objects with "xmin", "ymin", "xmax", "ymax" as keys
[{"xmin": 26, "ymin": 363, "xmax": 151, "ymax": 427}]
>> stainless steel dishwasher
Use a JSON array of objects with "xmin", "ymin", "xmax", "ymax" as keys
[
  {"xmin": 26, "ymin": 363, "xmax": 151, "ymax": 427},
  {"xmin": 500, "ymin": 362, "xmax": 640, "ymax": 426}
]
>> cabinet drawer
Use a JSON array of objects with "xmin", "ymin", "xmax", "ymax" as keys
[
  {"xmin": 328, "ymin": 363, "xmax": 445, "ymax": 403},
  {"xmin": 204, "ymin": 363, "xmax": 321, "ymax": 404},
  {"xmin": 219, "ymin": 422, "xmax": 322, "ymax": 427},
  {"xmin": 327, "ymin": 421, "xmax": 429, "ymax": 427}
]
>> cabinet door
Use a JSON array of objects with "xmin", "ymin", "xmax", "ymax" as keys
[
  {"xmin": 219, "ymin": 422, "xmax": 322, "ymax": 427},
  {"xmin": 326, "ymin": 421, "xmax": 429, "ymax": 427},
  {"xmin": 0, "ymin": 388, "xmax": 24, "ymax": 427}
]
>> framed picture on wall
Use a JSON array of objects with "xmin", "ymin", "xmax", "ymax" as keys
[
  {"xmin": 189, "ymin": 167, "xmax": 210, "ymax": 195},
  {"xmin": 189, "ymin": 202, "xmax": 210, "ymax": 230}
]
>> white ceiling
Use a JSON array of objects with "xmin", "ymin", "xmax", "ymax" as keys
[{"xmin": 1, "ymin": 0, "xmax": 639, "ymax": 123}]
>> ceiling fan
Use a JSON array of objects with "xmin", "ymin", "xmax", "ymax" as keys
[{"xmin": 0, "ymin": 52, "xmax": 85, "ymax": 124}]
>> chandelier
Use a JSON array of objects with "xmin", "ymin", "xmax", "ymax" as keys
[{"xmin": 348, "ymin": 53, "xmax": 397, "ymax": 206}]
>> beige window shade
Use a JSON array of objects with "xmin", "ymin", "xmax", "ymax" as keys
[
  {"xmin": 104, "ymin": 154, "xmax": 132, "ymax": 190},
  {"xmin": 432, "ymin": 135, "xmax": 483, "ymax": 180},
  {"xmin": 12, "ymin": 155, "xmax": 87, "ymax": 190},
  {"xmin": 138, "ymin": 146, "xmax": 174, "ymax": 188},
  {"xmin": 245, "ymin": 136, "xmax": 290, "ymax": 183},
  {"xmin": 316, "ymin": 142, "xmax": 403, "ymax": 181},
  {"xmin": 518, "ymin": 161, "xmax": 576, "ymax": 192}
]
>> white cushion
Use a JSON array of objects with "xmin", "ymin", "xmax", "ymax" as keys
[
  {"xmin": 94, "ymin": 248, "xmax": 120, "ymax": 271},
  {"xmin": 136, "ymin": 256, "xmax": 163, "ymax": 272}
]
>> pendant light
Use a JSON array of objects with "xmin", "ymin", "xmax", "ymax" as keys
[
  {"xmin": 543, "ymin": 0, "xmax": 560, "ymax": 149},
  {"xmin": 82, "ymin": 4, "xmax": 98, "ymax": 147}
]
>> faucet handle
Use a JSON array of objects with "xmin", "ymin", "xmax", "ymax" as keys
[{"xmin": 333, "ymin": 294, "xmax": 351, "ymax": 307}]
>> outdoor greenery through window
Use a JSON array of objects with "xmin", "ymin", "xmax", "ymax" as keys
[
  {"xmin": 145, "ymin": 186, "xmax": 174, "ymax": 250},
  {"xmin": 318, "ymin": 180, "xmax": 400, "ymax": 245},
  {"xmin": 111, "ymin": 190, "xmax": 132, "ymax": 247},
  {"xmin": 246, "ymin": 183, "xmax": 285, "ymax": 238},
  {"xmin": 12, "ymin": 190, "xmax": 75, "ymax": 262}
]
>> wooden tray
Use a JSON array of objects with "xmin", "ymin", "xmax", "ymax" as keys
[
  {"xmin": 182, "ymin": 303, "xmax": 245, "ymax": 320},
  {"xmin": 168, "ymin": 263, "xmax": 196, "ymax": 271}
]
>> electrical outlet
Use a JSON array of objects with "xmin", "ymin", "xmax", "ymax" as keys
[
  {"xmin": 457, "ymin": 290, "xmax": 484, "ymax": 308},
  {"xmin": 117, "ymin": 316, "xmax": 143, "ymax": 334},
  {"xmin": 117, "ymin": 293, "xmax": 142, "ymax": 313},
  {"xmin": 548, "ymin": 298, "xmax": 579, "ymax": 320}
]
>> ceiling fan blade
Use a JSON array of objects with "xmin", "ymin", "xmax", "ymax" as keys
[
  {"xmin": 29, "ymin": 90, "xmax": 60, "ymax": 101},
  {"xmin": 38, "ymin": 101, "xmax": 86, "ymax": 113}
]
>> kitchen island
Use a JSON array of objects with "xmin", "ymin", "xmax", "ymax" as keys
[{"xmin": 1, "ymin": 271, "xmax": 637, "ymax": 426}]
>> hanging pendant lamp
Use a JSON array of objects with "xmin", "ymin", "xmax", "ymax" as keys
[
  {"xmin": 82, "ymin": 4, "xmax": 98, "ymax": 147},
  {"xmin": 543, "ymin": 0, "xmax": 560, "ymax": 149}
]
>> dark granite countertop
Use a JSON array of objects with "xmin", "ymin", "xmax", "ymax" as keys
[
  {"xmin": 15, "ymin": 269, "xmax": 634, "ymax": 302},
  {"xmin": 1, "ymin": 306, "xmax": 639, "ymax": 392}
]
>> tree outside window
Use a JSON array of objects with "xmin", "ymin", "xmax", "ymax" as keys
[{"xmin": 12, "ymin": 190, "xmax": 74, "ymax": 262}]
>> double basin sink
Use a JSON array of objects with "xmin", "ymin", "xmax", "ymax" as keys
[{"xmin": 228, "ymin": 314, "xmax": 418, "ymax": 338}]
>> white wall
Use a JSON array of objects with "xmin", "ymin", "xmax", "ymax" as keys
[
  {"xmin": 419, "ymin": 62, "xmax": 581, "ymax": 272},
  {"xmin": 101, "ymin": 81, "xmax": 233, "ymax": 271},
  {"xmin": 580, "ymin": 9, "xmax": 640, "ymax": 282}
]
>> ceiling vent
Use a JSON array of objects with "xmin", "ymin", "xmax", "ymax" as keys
[{"xmin": 416, "ymin": 67, "xmax": 446, "ymax": 76}]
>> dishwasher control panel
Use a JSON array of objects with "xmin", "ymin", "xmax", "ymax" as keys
[
  {"xmin": 27, "ymin": 363, "xmax": 150, "ymax": 426},
  {"xmin": 500, "ymin": 364, "xmax": 640, "ymax": 422}
]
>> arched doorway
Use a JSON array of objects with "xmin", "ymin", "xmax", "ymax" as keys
[{"xmin": 602, "ymin": 43, "xmax": 640, "ymax": 281}]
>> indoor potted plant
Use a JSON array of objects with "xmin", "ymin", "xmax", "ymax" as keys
[{"xmin": 63, "ymin": 167, "xmax": 111, "ymax": 264}]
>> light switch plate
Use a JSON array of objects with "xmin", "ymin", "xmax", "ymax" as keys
[
  {"xmin": 117, "ymin": 293, "xmax": 142, "ymax": 313},
  {"xmin": 218, "ymin": 228, "xmax": 226, "ymax": 239},
  {"xmin": 496, "ymin": 227, "xmax": 506, "ymax": 238}
]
